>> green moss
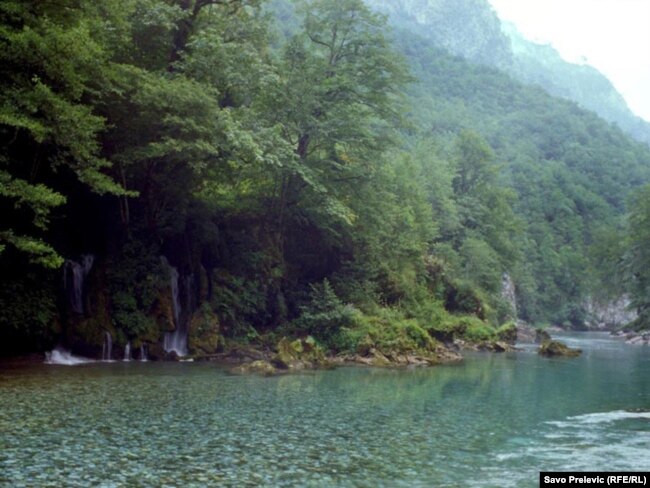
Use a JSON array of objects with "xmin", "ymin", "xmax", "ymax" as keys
[
  {"xmin": 496, "ymin": 322, "xmax": 517, "ymax": 343},
  {"xmin": 188, "ymin": 303, "xmax": 223, "ymax": 356},
  {"xmin": 539, "ymin": 340, "xmax": 582, "ymax": 357},
  {"xmin": 273, "ymin": 336, "xmax": 326, "ymax": 369}
]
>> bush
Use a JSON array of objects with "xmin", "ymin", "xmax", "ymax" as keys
[
  {"xmin": 288, "ymin": 280, "xmax": 357, "ymax": 350},
  {"xmin": 336, "ymin": 307, "xmax": 438, "ymax": 354},
  {"xmin": 107, "ymin": 239, "xmax": 166, "ymax": 340}
]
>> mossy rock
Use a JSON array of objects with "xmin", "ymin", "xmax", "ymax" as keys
[
  {"xmin": 479, "ymin": 340, "xmax": 515, "ymax": 352},
  {"xmin": 496, "ymin": 323, "xmax": 517, "ymax": 344},
  {"xmin": 538, "ymin": 340, "xmax": 582, "ymax": 357},
  {"xmin": 188, "ymin": 305, "xmax": 223, "ymax": 356},
  {"xmin": 273, "ymin": 336, "xmax": 326, "ymax": 369},
  {"xmin": 231, "ymin": 360, "xmax": 277, "ymax": 376}
]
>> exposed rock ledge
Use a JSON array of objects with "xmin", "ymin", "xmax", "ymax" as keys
[
  {"xmin": 229, "ymin": 337, "xmax": 463, "ymax": 376},
  {"xmin": 611, "ymin": 330, "xmax": 650, "ymax": 346},
  {"xmin": 538, "ymin": 340, "xmax": 582, "ymax": 357}
]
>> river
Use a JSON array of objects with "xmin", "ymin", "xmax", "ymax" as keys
[{"xmin": 1, "ymin": 333, "xmax": 648, "ymax": 487}]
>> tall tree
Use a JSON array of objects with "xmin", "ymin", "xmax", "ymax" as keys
[{"xmin": 0, "ymin": 0, "xmax": 126, "ymax": 266}]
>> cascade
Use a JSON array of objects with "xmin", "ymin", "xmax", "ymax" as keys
[
  {"xmin": 45, "ymin": 348, "xmax": 93, "ymax": 365},
  {"xmin": 102, "ymin": 331, "xmax": 113, "ymax": 361},
  {"xmin": 501, "ymin": 273, "xmax": 517, "ymax": 320},
  {"xmin": 171, "ymin": 267, "xmax": 181, "ymax": 326},
  {"xmin": 123, "ymin": 341, "xmax": 132, "ymax": 361},
  {"xmin": 161, "ymin": 257, "xmax": 188, "ymax": 357},
  {"xmin": 140, "ymin": 344, "xmax": 148, "ymax": 362},
  {"xmin": 63, "ymin": 254, "xmax": 94, "ymax": 314}
]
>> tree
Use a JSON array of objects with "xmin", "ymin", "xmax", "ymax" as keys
[
  {"xmin": 0, "ymin": 0, "xmax": 127, "ymax": 266},
  {"xmin": 263, "ymin": 0, "xmax": 409, "ymax": 253},
  {"xmin": 625, "ymin": 184, "xmax": 650, "ymax": 329}
]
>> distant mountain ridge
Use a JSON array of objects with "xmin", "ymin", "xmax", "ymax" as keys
[{"xmin": 365, "ymin": 0, "xmax": 650, "ymax": 146}]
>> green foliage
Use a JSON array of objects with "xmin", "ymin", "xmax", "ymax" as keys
[
  {"xmin": 0, "ymin": 269, "xmax": 59, "ymax": 352},
  {"xmin": 211, "ymin": 270, "xmax": 269, "ymax": 337},
  {"xmin": 4, "ymin": 0, "xmax": 650, "ymax": 355},
  {"xmin": 286, "ymin": 280, "xmax": 357, "ymax": 349},
  {"xmin": 107, "ymin": 239, "xmax": 165, "ymax": 339},
  {"xmin": 0, "ymin": 0, "xmax": 127, "ymax": 265},
  {"xmin": 623, "ymin": 185, "xmax": 650, "ymax": 330},
  {"xmin": 336, "ymin": 307, "xmax": 437, "ymax": 354}
]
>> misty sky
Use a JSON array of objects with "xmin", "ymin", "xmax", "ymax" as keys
[{"xmin": 488, "ymin": 0, "xmax": 650, "ymax": 122}]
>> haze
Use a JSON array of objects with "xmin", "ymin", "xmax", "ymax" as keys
[{"xmin": 488, "ymin": 0, "xmax": 650, "ymax": 122}]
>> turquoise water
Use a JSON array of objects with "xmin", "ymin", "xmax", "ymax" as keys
[{"xmin": 1, "ymin": 333, "xmax": 649, "ymax": 487}]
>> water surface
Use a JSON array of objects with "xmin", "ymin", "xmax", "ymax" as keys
[{"xmin": 1, "ymin": 333, "xmax": 648, "ymax": 487}]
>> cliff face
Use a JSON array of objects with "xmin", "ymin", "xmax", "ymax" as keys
[
  {"xmin": 584, "ymin": 296, "xmax": 637, "ymax": 330},
  {"xmin": 365, "ymin": 0, "xmax": 512, "ymax": 68}
]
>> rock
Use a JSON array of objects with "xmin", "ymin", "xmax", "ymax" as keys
[
  {"xmin": 188, "ymin": 306, "xmax": 223, "ymax": 356},
  {"xmin": 515, "ymin": 324, "xmax": 537, "ymax": 343},
  {"xmin": 493, "ymin": 341, "xmax": 514, "ymax": 352},
  {"xmin": 272, "ymin": 336, "xmax": 326, "ymax": 370},
  {"xmin": 496, "ymin": 323, "xmax": 517, "ymax": 344},
  {"xmin": 626, "ymin": 335, "xmax": 645, "ymax": 345},
  {"xmin": 477, "ymin": 340, "xmax": 515, "ymax": 353},
  {"xmin": 535, "ymin": 329, "xmax": 552, "ymax": 343},
  {"xmin": 538, "ymin": 340, "xmax": 582, "ymax": 357},
  {"xmin": 165, "ymin": 350, "xmax": 181, "ymax": 361},
  {"xmin": 221, "ymin": 346, "xmax": 268, "ymax": 363},
  {"xmin": 231, "ymin": 360, "xmax": 277, "ymax": 376},
  {"xmin": 436, "ymin": 347, "xmax": 463, "ymax": 363},
  {"xmin": 349, "ymin": 344, "xmax": 462, "ymax": 367},
  {"xmin": 583, "ymin": 295, "xmax": 637, "ymax": 329}
]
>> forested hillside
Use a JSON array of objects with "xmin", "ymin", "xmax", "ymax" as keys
[
  {"xmin": 367, "ymin": 0, "xmax": 650, "ymax": 146},
  {"xmin": 1, "ymin": 0, "xmax": 649, "ymax": 359}
]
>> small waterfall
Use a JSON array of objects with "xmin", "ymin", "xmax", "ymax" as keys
[
  {"xmin": 123, "ymin": 341, "xmax": 132, "ymax": 362},
  {"xmin": 140, "ymin": 344, "xmax": 148, "ymax": 362},
  {"xmin": 161, "ymin": 257, "xmax": 188, "ymax": 357},
  {"xmin": 102, "ymin": 331, "xmax": 113, "ymax": 361},
  {"xmin": 171, "ymin": 267, "xmax": 181, "ymax": 327},
  {"xmin": 501, "ymin": 273, "xmax": 517, "ymax": 320},
  {"xmin": 63, "ymin": 254, "xmax": 94, "ymax": 314},
  {"xmin": 45, "ymin": 348, "xmax": 93, "ymax": 365}
]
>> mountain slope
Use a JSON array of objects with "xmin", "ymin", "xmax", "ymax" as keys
[{"xmin": 366, "ymin": 0, "xmax": 650, "ymax": 146}]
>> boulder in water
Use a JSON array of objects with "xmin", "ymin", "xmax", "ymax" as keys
[
  {"xmin": 538, "ymin": 340, "xmax": 581, "ymax": 357},
  {"xmin": 231, "ymin": 360, "xmax": 277, "ymax": 376}
]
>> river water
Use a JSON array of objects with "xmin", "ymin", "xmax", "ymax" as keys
[{"xmin": 0, "ymin": 333, "xmax": 648, "ymax": 487}]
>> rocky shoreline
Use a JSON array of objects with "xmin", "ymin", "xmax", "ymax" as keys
[
  {"xmin": 226, "ymin": 336, "xmax": 465, "ymax": 376},
  {"xmin": 12, "ymin": 323, "xmax": 615, "ymax": 371},
  {"xmin": 610, "ymin": 329, "xmax": 650, "ymax": 346}
]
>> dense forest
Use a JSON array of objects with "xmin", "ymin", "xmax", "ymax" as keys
[{"xmin": 2, "ymin": 0, "xmax": 650, "ymax": 359}]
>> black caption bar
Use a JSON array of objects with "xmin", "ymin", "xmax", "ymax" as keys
[{"xmin": 541, "ymin": 472, "xmax": 648, "ymax": 487}]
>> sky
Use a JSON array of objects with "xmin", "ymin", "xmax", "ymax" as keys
[{"xmin": 487, "ymin": 0, "xmax": 650, "ymax": 122}]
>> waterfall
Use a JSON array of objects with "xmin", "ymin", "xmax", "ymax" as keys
[
  {"xmin": 171, "ymin": 267, "xmax": 181, "ymax": 327},
  {"xmin": 140, "ymin": 344, "xmax": 148, "ymax": 362},
  {"xmin": 63, "ymin": 254, "xmax": 94, "ymax": 314},
  {"xmin": 161, "ymin": 257, "xmax": 188, "ymax": 357},
  {"xmin": 123, "ymin": 341, "xmax": 132, "ymax": 362},
  {"xmin": 501, "ymin": 273, "xmax": 517, "ymax": 320},
  {"xmin": 102, "ymin": 331, "xmax": 113, "ymax": 361}
]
